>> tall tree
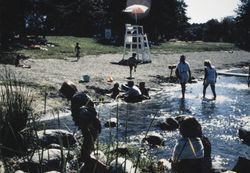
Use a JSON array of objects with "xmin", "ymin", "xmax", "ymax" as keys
[
  {"xmin": 220, "ymin": 17, "xmax": 237, "ymax": 42},
  {"xmin": 203, "ymin": 19, "xmax": 222, "ymax": 42},
  {"xmin": 110, "ymin": 0, "xmax": 126, "ymax": 39},
  {"xmin": 235, "ymin": 0, "xmax": 250, "ymax": 49},
  {"xmin": 0, "ymin": 0, "xmax": 27, "ymax": 48},
  {"xmin": 145, "ymin": 0, "xmax": 188, "ymax": 41}
]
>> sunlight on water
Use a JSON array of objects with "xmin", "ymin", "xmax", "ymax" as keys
[
  {"xmin": 217, "ymin": 83, "xmax": 249, "ymax": 90},
  {"xmin": 42, "ymin": 73, "xmax": 250, "ymax": 170}
]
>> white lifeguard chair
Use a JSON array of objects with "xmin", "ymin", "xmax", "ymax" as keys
[{"xmin": 123, "ymin": 24, "xmax": 151, "ymax": 63}]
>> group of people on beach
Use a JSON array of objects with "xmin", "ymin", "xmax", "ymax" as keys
[
  {"xmin": 59, "ymin": 80, "xmax": 150, "ymax": 171},
  {"xmin": 59, "ymin": 81, "xmax": 213, "ymax": 172},
  {"xmin": 175, "ymin": 55, "xmax": 217, "ymax": 100},
  {"xmin": 58, "ymin": 52, "xmax": 218, "ymax": 172},
  {"xmin": 59, "ymin": 80, "xmax": 212, "ymax": 172}
]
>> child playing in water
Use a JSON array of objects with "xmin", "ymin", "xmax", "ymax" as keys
[{"xmin": 175, "ymin": 55, "xmax": 191, "ymax": 99}]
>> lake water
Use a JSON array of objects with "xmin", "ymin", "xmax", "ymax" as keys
[{"xmin": 41, "ymin": 70, "xmax": 250, "ymax": 170}]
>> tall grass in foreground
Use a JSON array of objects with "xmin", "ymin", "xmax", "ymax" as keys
[
  {"xmin": 0, "ymin": 78, "xmax": 166, "ymax": 172},
  {"xmin": 99, "ymin": 100, "xmax": 163, "ymax": 173},
  {"xmin": 0, "ymin": 67, "xmax": 33, "ymax": 156}
]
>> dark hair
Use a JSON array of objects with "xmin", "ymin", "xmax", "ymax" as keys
[
  {"xmin": 132, "ymin": 53, "xmax": 136, "ymax": 57},
  {"xmin": 59, "ymin": 81, "xmax": 77, "ymax": 100},
  {"xmin": 139, "ymin": 82, "xmax": 145, "ymax": 88},
  {"xmin": 179, "ymin": 116, "xmax": 202, "ymax": 138},
  {"xmin": 127, "ymin": 80, "xmax": 134, "ymax": 87},
  {"xmin": 114, "ymin": 83, "xmax": 119, "ymax": 88},
  {"xmin": 180, "ymin": 55, "xmax": 186, "ymax": 62}
]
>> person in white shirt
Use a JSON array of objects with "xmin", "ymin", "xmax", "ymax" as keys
[
  {"xmin": 203, "ymin": 60, "xmax": 217, "ymax": 100},
  {"xmin": 171, "ymin": 116, "xmax": 206, "ymax": 173},
  {"xmin": 175, "ymin": 55, "xmax": 191, "ymax": 99},
  {"xmin": 119, "ymin": 80, "xmax": 142, "ymax": 102}
]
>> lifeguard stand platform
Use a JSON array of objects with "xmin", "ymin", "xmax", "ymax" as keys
[{"xmin": 123, "ymin": 24, "xmax": 151, "ymax": 63}]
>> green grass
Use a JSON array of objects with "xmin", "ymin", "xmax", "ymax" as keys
[
  {"xmin": 151, "ymin": 41, "xmax": 238, "ymax": 54},
  {"xmin": 15, "ymin": 36, "xmax": 238, "ymax": 59},
  {"xmin": 16, "ymin": 36, "xmax": 123, "ymax": 59}
]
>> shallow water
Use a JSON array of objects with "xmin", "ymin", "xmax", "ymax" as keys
[{"xmin": 41, "ymin": 71, "xmax": 250, "ymax": 170}]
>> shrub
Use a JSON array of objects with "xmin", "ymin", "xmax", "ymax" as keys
[{"xmin": 0, "ymin": 67, "xmax": 33, "ymax": 155}]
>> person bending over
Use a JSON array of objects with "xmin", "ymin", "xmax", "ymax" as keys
[{"xmin": 59, "ymin": 81, "xmax": 101, "ymax": 163}]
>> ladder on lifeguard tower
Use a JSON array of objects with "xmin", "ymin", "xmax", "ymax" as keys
[{"xmin": 123, "ymin": 24, "xmax": 151, "ymax": 63}]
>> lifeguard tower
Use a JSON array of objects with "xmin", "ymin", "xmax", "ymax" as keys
[{"xmin": 123, "ymin": 24, "xmax": 151, "ymax": 63}]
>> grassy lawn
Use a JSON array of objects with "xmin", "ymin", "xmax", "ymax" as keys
[
  {"xmin": 15, "ymin": 36, "xmax": 238, "ymax": 59},
  {"xmin": 16, "ymin": 36, "xmax": 123, "ymax": 59},
  {"xmin": 151, "ymin": 41, "xmax": 238, "ymax": 54}
]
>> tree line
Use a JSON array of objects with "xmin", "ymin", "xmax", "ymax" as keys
[{"xmin": 0, "ymin": 0, "xmax": 249, "ymax": 50}]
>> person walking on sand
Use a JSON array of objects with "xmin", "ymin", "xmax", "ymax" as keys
[
  {"xmin": 127, "ymin": 53, "xmax": 137, "ymax": 79},
  {"xmin": 203, "ymin": 60, "xmax": 217, "ymax": 100},
  {"xmin": 75, "ymin": 42, "xmax": 81, "ymax": 61},
  {"xmin": 175, "ymin": 55, "xmax": 191, "ymax": 99}
]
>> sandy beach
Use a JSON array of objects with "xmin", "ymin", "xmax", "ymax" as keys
[{"xmin": 2, "ymin": 50, "xmax": 250, "ymax": 113}]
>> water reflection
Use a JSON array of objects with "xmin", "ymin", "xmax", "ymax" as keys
[
  {"xmin": 201, "ymin": 100, "xmax": 216, "ymax": 117},
  {"xmin": 179, "ymin": 98, "xmax": 186, "ymax": 113}
]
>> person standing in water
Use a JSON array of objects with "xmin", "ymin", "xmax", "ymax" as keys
[
  {"xmin": 203, "ymin": 60, "xmax": 217, "ymax": 100},
  {"xmin": 175, "ymin": 55, "xmax": 191, "ymax": 99}
]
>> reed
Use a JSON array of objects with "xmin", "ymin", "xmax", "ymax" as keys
[{"xmin": 0, "ymin": 67, "xmax": 33, "ymax": 156}]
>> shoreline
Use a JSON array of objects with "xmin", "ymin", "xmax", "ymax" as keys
[{"xmin": 1, "ymin": 50, "xmax": 250, "ymax": 114}]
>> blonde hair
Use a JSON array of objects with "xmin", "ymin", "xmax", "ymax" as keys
[{"xmin": 204, "ymin": 60, "xmax": 211, "ymax": 67}]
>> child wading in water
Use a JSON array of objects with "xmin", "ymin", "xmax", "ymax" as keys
[
  {"xmin": 203, "ymin": 60, "xmax": 217, "ymax": 100},
  {"xmin": 175, "ymin": 55, "xmax": 191, "ymax": 99}
]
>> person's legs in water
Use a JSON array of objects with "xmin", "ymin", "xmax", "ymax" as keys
[
  {"xmin": 79, "ymin": 128, "xmax": 98, "ymax": 163},
  {"xmin": 210, "ymin": 84, "xmax": 216, "ymax": 100},
  {"xmin": 203, "ymin": 83, "xmax": 209, "ymax": 98},
  {"xmin": 181, "ymin": 83, "xmax": 186, "ymax": 99}
]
